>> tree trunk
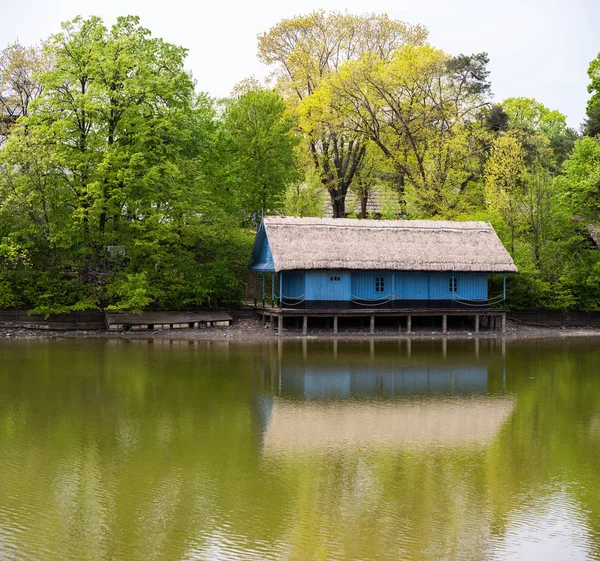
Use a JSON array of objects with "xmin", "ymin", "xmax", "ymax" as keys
[
  {"xmin": 331, "ymin": 192, "xmax": 346, "ymax": 218},
  {"xmin": 360, "ymin": 191, "xmax": 368, "ymax": 218}
]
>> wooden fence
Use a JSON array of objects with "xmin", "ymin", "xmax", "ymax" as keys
[
  {"xmin": 508, "ymin": 310, "xmax": 600, "ymax": 328},
  {"xmin": 0, "ymin": 310, "xmax": 106, "ymax": 330}
]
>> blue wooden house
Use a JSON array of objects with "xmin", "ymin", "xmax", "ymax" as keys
[{"xmin": 250, "ymin": 217, "xmax": 517, "ymax": 309}]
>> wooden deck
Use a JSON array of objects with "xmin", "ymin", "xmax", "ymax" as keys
[
  {"xmin": 105, "ymin": 311, "xmax": 233, "ymax": 332},
  {"xmin": 255, "ymin": 306, "xmax": 507, "ymax": 335}
]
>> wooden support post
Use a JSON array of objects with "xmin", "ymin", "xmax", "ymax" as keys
[
  {"xmin": 407, "ymin": 315, "xmax": 412, "ymax": 334},
  {"xmin": 475, "ymin": 315, "xmax": 480, "ymax": 334},
  {"xmin": 370, "ymin": 315, "xmax": 375, "ymax": 334},
  {"xmin": 278, "ymin": 272, "xmax": 282, "ymax": 308},
  {"xmin": 442, "ymin": 315, "xmax": 447, "ymax": 334},
  {"xmin": 254, "ymin": 272, "xmax": 257, "ymax": 306},
  {"xmin": 333, "ymin": 315, "xmax": 338, "ymax": 334},
  {"xmin": 302, "ymin": 315, "xmax": 308, "ymax": 336},
  {"xmin": 501, "ymin": 313, "xmax": 506, "ymax": 334},
  {"xmin": 269, "ymin": 315, "xmax": 274, "ymax": 330},
  {"xmin": 278, "ymin": 315, "xmax": 283, "ymax": 336}
]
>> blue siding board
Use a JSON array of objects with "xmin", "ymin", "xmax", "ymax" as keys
[
  {"xmin": 394, "ymin": 272, "xmax": 488, "ymax": 301},
  {"xmin": 456, "ymin": 273, "xmax": 488, "ymax": 300},
  {"xmin": 351, "ymin": 272, "xmax": 393, "ymax": 300},
  {"xmin": 397, "ymin": 273, "xmax": 430, "ymax": 300},
  {"xmin": 305, "ymin": 271, "xmax": 351, "ymax": 301},
  {"xmin": 250, "ymin": 226, "xmax": 275, "ymax": 272},
  {"xmin": 282, "ymin": 272, "xmax": 305, "ymax": 299}
]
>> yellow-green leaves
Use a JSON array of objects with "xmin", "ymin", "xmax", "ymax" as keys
[{"xmin": 258, "ymin": 11, "xmax": 428, "ymax": 217}]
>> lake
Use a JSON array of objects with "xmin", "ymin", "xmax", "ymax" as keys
[{"xmin": 0, "ymin": 337, "xmax": 599, "ymax": 560}]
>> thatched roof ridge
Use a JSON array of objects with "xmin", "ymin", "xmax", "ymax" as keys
[{"xmin": 262, "ymin": 216, "xmax": 517, "ymax": 273}]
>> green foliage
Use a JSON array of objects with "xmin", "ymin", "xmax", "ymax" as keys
[
  {"xmin": 558, "ymin": 136, "xmax": 600, "ymax": 219},
  {"xmin": 106, "ymin": 273, "xmax": 154, "ymax": 313},
  {"xmin": 584, "ymin": 53, "xmax": 600, "ymax": 137},
  {"xmin": 283, "ymin": 170, "xmax": 327, "ymax": 217},
  {"xmin": 1, "ymin": 15, "xmax": 600, "ymax": 314},
  {"xmin": 0, "ymin": 16, "xmax": 257, "ymax": 313},
  {"xmin": 222, "ymin": 87, "xmax": 300, "ymax": 219}
]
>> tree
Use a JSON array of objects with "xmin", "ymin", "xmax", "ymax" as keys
[
  {"xmin": 500, "ymin": 97, "xmax": 577, "ymax": 170},
  {"xmin": 0, "ymin": 16, "xmax": 252, "ymax": 313},
  {"xmin": 258, "ymin": 11, "xmax": 427, "ymax": 217},
  {"xmin": 584, "ymin": 53, "xmax": 600, "ymax": 137},
  {"xmin": 559, "ymin": 136, "xmax": 600, "ymax": 221},
  {"xmin": 484, "ymin": 134, "xmax": 526, "ymax": 256},
  {"xmin": 0, "ymin": 42, "xmax": 48, "ymax": 143},
  {"xmin": 222, "ymin": 87, "xmax": 299, "ymax": 218},
  {"xmin": 320, "ymin": 45, "xmax": 492, "ymax": 216}
]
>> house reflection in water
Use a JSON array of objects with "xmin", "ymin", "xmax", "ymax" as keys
[
  {"xmin": 254, "ymin": 341, "xmax": 514, "ymax": 452},
  {"xmin": 281, "ymin": 364, "xmax": 489, "ymax": 400}
]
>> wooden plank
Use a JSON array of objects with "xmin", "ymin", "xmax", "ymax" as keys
[{"xmin": 105, "ymin": 311, "xmax": 232, "ymax": 329}]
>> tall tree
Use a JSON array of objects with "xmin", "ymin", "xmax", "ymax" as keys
[
  {"xmin": 258, "ymin": 11, "xmax": 427, "ymax": 217},
  {"xmin": 500, "ymin": 97, "xmax": 577, "ymax": 171},
  {"xmin": 0, "ymin": 16, "xmax": 243, "ymax": 313},
  {"xmin": 0, "ymin": 42, "xmax": 47, "ymax": 143},
  {"xmin": 222, "ymin": 87, "xmax": 299, "ymax": 218},
  {"xmin": 484, "ymin": 133, "xmax": 526, "ymax": 256},
  {"xmin": 584, "ymin": 53, "xmax": 600, "ymax": 137},
  {"xmin": 320, "ymin": 45, "xmax": 492, "ymax": 216}
]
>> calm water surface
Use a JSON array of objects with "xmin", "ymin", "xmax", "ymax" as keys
[{"xmin": 1, "ymin": 337, "xmax": 600, "ymax": 560}]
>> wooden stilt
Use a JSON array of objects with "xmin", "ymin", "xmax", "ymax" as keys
[
  {"xmin": 302, "ymin": 315, "xmax": 308, "ymax": 336},
  {"xmin": 407, "ymin": 315, "xmax": 412, "ymax": 334},
  {"xmin": 370, "ymin": 316, "xmax": 375, "ymax": 334},
  {"xmin": 502, "ymin": 313, "xmax": 506, "ymax": 334},
  {"xmin": 333, "ymin": 315, "xmax": 338, "ymax": 334},
  {"xmin": 442, "ymin": 315, "xmax": 447, "ymax": 334},
  {"xmin": 475, "ymin": 315, "xmax": 479, "ymax": 334},
  {"xmin": 278, "ymin": 315, "xmax": 283, "ymax": 336}
]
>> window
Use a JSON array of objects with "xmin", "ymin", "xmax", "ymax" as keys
[
  {"xmin": 375, "ymin": 276, "xmax": 385, "ymax": 293},
  {"xmin": 330, "ymin": 275, "xmax": 341, "ymax": 282},
  {"xmin": 449, "ymin": 277, "xmax": 458, "ymax": 293}
]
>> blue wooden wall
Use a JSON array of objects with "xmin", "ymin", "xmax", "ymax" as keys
[
  {"xmin": 305, "ymin": 271, "xmax": 351, "ymax": 301},
  {"xmin": 282, "ymin": 272, "xmax": 305, "ymax": 299},
  {"xmin": 294, "ymin": 270, "xmax": 488, "ymax": 302},
  {"xmin": 249, "ymin": 226, "xmax": 275, "ymax": 272}
]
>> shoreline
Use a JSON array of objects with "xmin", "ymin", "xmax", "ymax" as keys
[{"xmin": 1, "ymin": 318, "xmax": 600, "ymax": 342}]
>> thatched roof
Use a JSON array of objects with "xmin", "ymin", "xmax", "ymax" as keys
[{"xmin": 261, "ymin": 217, "xmax": 517, "ymax": 273}]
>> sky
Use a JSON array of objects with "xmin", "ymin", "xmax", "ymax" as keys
[{"xmin": 2, "ymin": 0, "xmax": 599, "ymax": 128}]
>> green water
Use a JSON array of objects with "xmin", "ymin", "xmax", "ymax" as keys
[{"xmin": 1, "ymin": 337, "xmax": 600, "ymax": 560}]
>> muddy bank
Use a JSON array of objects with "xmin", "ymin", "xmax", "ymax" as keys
[{"xmin": 2, "ymin": 317, "xmax": 600, "ymax": 342}]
